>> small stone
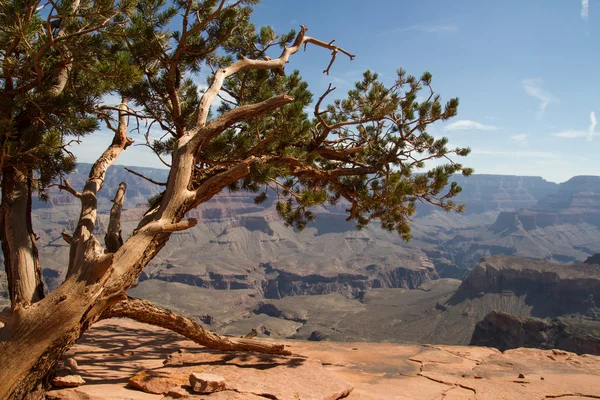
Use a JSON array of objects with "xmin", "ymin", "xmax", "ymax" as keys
[
  {"xmin": 541, "ymin": 377, "xmax": 545, "ymax": 380},
  {"xmin": 128, "ymin": 370, "xmax": 188, "ymax": 394},
  {"xmin": 51, "ymin": 374, "xmax": 86, "ymax": 388},
  {"xmin": 165, "ymin": 386, "xmax": 193, "ymax": 398},
  {"xmin": 189, "ymin": 373, "xmax": 226, "ymax": 394},
  {"xmin": 63, "ymin": 357, "xmax": 79, "ymax": 374},
  {"xmin": 518, "ymin": 373, "xmax": 525, "ymax": 379}
]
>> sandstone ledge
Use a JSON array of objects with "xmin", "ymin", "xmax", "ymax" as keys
[{"xmin": 47, "ymin": 319, "xmax": 600, "ymax": 400}]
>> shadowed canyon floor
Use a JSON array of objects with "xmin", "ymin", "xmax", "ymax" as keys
[{"xmin": 46, "ymin": 319, "xmax": 600, "ymax": 400}]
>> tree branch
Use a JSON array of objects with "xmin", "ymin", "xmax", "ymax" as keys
[
  {"xmin": 61, "ymin": 232, "xmax": 73, "ymax": 245},
  {"xmin": 192, "ymin": 25, "xmax": 354, "ymax": 132},
  {"xmin": 124, "ymin": 167, "xmax": 167, "ymax": 186},
  {"xmin": 190, "ymin": 94, "xmax": 294, "ymax": 153},
  {"xmin": 104, "ymin": 182, "xmax": 126, "ymax": 253},
  {"xmin": 68, "ymin": 98, "xmax": 132, "ymax": 275},
  {"xmin": 101, "ymin": 297, "xmax": 291, "ymax": 356},
  {"xmin": 193, "ymin": 157, "xmax": 256, "ymax": 205},
  {"xmin": 51, "ymin": 178, "xmax": 82, "ymax": 199},
  {"xmin": 146, "ymin": 218, "xmax": 198, "ymax": 234}
]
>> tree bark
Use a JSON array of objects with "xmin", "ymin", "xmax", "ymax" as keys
[
  {"xmin": 0, "ymin": 167, "xmax": 45, "ymax": 307},
  {"xmin": 0, "ymin": 262, "xmax": 110, "ymax": 399},
  {"xmin": 101, "ymin": 297, "xmax": 291, "ymax": 355}
]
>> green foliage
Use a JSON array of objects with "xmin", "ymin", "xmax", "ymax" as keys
[
  {"xmin": 0, "ymin": 1, "xmax": 472, "ymax": 242},
  {"xmin": 0, "ymin": 0, "xmax": 141, "ymax": 194},
  {"xmin": 114, "ymin": 1, "xmax": 472, "ymax": 241}
]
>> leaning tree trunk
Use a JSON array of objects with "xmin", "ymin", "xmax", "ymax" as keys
[
  {"xmin": 0, "ymin": 167, "xmax": 45, "ymax": 307},
  {"xmin": 102, "ymin": 297, "xmax": 291, "ymax": 355}
]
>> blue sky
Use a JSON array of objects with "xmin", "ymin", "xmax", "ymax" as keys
[{"xmin": 74, "ymin": 0, "xmax": 600, "ymax": 183}]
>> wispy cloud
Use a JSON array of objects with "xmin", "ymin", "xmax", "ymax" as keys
[
  {"xmin": 552, "ymin": 130, "xmax": 588, "ymax": 138},
  {"xmin": 422, "ymin": 24, "xmax": 458, "ymax": 33},
  {"xmin": 444, "ymin": 120, "xmax": 497, "ymax": 131},
  {"xmin": 552, "ymin": 111, "xmax": 597, "ymax": 141},
  {"xmin": 523, "ymin": 78, "xmax": 558, "ymax": 119},
  {"xmin": 589, "ymin": 111, "xmax": 597, "ymax": 140},
  {"xmin": 510, "ymin": 134, "xmax": 529, "ymax": 146},
  {"xmin": 582, "ymin": 0, "xmax": 590, "ymax": 20}
]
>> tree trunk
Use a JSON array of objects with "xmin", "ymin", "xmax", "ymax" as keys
[
  {"xmin": 0, "ymin": 276, "xmax": 106, "ymax": 399},
  {"xmin": 0, "ymin": 218, "xmax": 123, "ymax": 399},
  {"xmin": 0, "ymin": 167, "xmax": 45, "ymax": 307},
  {"xmin": 102, "ymin": 297, "xmax": 291, "ymax": 355}
]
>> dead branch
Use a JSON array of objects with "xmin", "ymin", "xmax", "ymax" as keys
[
  {"xmin": 190, "ymin": 95, "xmax": 294, "ymax": 153},
  {"xmin": 104, "ymin": 182, "xmax": 126, "ymax": 253},
  {"xmin": 51, "ymin": 178, "xmax": 82, "ymax": 199},
  {"xmin": 68, "ymin": 98, "xmax": 132, "ymax": 275},
  {"xmin": 193, "ymin": 157, "xmax": 257, "ymax": 205},
  {"xmin": 192, "ymin": 25, "xmax": 354, "ymax": 133},
  {"xmin": 61, "ymin": 232, "xmax": 72, "ymax": 244},
  {"xmin": 101, "ymin": 297, "xmax": 291, "ymax": 356},
  {"xmin": 146, "ymin": 218, "xmax": 198, "ymax": 234},
  {"xmin": 124, "ymin": 167, "xmax": 167, "ymax": 186}
]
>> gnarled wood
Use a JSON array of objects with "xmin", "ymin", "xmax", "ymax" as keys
[
  {"xmin": 104, "ymin": 182, "xmax": 127, "ymax": 253},
  {"xmin": 0, "ymin": 167, "xmax": 45, "ymax": 307},
  {"xmin": 102, "ymin": 297, "xmax": 291, "ymax": 356}
]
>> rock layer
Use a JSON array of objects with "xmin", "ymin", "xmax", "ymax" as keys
[{"xmin": 471, "ymin": 311, "xmax": 600, "ymax": 355}]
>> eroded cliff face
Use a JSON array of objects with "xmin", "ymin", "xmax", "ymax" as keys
[
  {"xmin": 470, "ymin": 311, "xmax": 600, "ymax": 355},
  {"xmin": 453, "ymin": 256, "xmax": 600, "ymax": 315},
  {"xmin": 477, "ymin": 176, "xmax": 600, "ymax": 264},
  {"xmin": 260, "ymin": 263, "xmax": 438, "ymax": 299},
  {"xmin": 141, "ymin": 260, "xmax": 438, "ymax": 299}
]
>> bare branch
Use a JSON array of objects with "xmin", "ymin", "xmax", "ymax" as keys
[
  {"xmin": 51, "ymin": 178, "xmax": 82, "ymax": 199},
  {"xmin": 146, "ymin": 218, "xmax": 198, "ymax": 234},
  {"xmin": 68, "ymin": 98, "xmax": 132, "ymax": 274},
  {"xmin": 193, "ymin": 157, "xmax": 256, "ymax": 205},
  {"xmin": 104, "ymin": 182, "xmax": 127, "ymax": 253},
  {"xmin": 101, "ymin": 297, "xmax": 291, "ymax": 356},
  {"xmin": 124, "ymin": 167, "xmax": 167, "ymax": 186},
  {"xmin": 61, "ymin": 232, "xmax": 73, "ymax": 245},
  {"xmin": 192, "ymin": 25, "xmax": 354, "ymax": 131},
  {"xmin": 191, "ymin": 94, "xmax": 294, "ymax": 153}
]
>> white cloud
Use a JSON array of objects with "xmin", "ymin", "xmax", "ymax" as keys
[
  {"xmin": 552, "ymin": 130, "xmax": 587, "ymax": 138},
  {"xmin": 582, "ymin": 0, "xmax": 590, "ymax": 20},
  {"xmin": 444, "ymin": 120, "xmax": 498, "ymax": 131},
  {"xmin": 510, "ymin": 134, "xmax": 528, "ymax": 146},
  {"xmin": 523, "ymin": 78, "xmax": 558, "ymax": 119},
  {"xmin": 588, "ymin": 111, "xmax": 597, "ymax": 140},
  {"xmin": 551, "ymin": 111, "xmax": 597, "ymax": 141}
]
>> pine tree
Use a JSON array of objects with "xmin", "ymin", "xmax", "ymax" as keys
[
  {"xmin": 0, "ymin": 1, "xmax": 471, "ymax": 398},
  {"xmin": 0, "ymin": 0, "xmax": 139, "ymax": 307}
]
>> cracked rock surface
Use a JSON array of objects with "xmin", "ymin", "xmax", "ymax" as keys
[{"xmin": 47, "ymin": 319, "xmax": 600, "ymax": 400}]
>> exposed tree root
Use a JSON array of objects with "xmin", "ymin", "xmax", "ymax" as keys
[{"xmin": 101, "ymin": 297, "xmax": 292, "ymax": 356}]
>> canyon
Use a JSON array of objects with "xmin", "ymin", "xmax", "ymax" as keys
[{"xmin": 2, "ymin": 164, "xmax": 600, "ymax": 350}]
